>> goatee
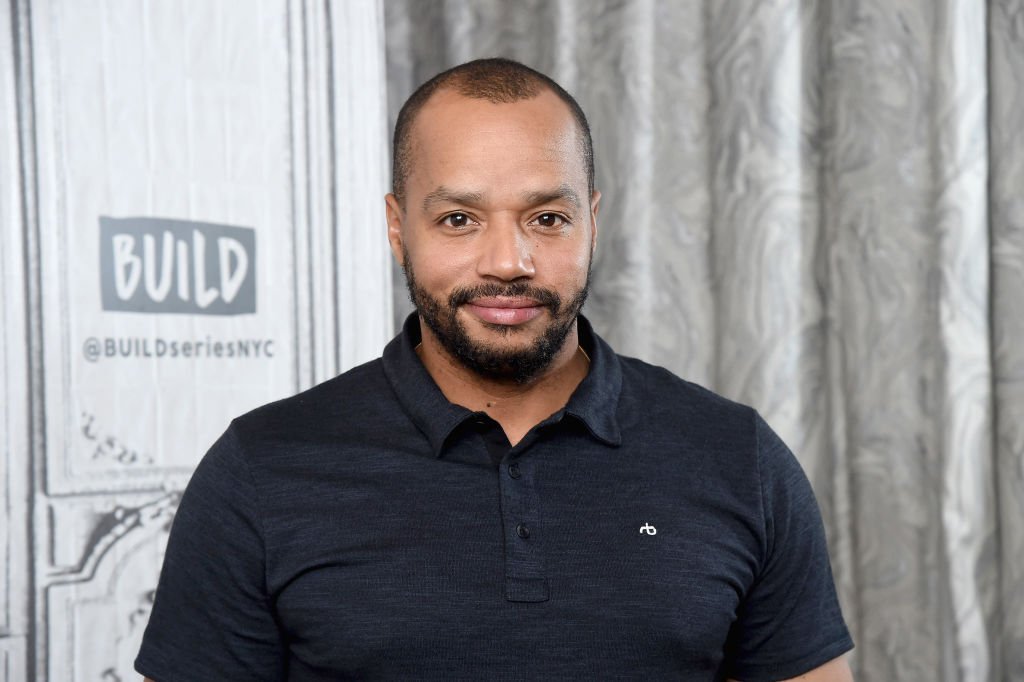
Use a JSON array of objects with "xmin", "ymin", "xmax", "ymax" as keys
[{"xmin": 402, "ymin": 248, "xmax": 590, "ymax": 384}]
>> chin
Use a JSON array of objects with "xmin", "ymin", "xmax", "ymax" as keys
[{"xmin": 470, "ymin": 318, "xmax": 543, "ymax": 338}]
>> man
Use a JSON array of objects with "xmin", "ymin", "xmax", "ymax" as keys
[{"xmin": 136, "ymin": 58, "xmax": 854, "ymax": 681}]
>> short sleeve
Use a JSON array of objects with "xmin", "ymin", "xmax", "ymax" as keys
[
  {"xmin": 135, "ymin": 426, "xmax": 286, "ymax": 681},
  {"xmin": 723, "ymin": 413, "xmax": 854, "ymax": 681}
]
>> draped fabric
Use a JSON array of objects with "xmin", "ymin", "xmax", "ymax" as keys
[{"xmin": 385, "ymin": 2, "xmax": 1024, "ymax": 680}]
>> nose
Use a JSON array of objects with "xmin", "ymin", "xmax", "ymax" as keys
[{"xmin": 476, "ymin": 218, "xmax": 535, "ymax": 281}]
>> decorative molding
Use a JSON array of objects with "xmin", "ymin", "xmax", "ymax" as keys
[
  {"xmin": 46, "ymin": 493, "xmax": 180, "ymax": 585},
  {"xmin": 330, "ymin": 0, "xmax": 394, "ymax": 372},
  {"xmin": 44, "ymin": 495, "xmax": 174, "ymax": 681},
  {"xmin": 289, "ymin": 0, "xmax": 338, "ymax": 387},
  {"xmin": 290, "ymin": 0, "xmax": 392, "ymax": 388},
  {"xmin": 1, "ymin": 1, "xmax": 34, "ymax": 680}
]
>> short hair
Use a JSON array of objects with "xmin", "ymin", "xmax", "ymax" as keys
[{"xmin": 391, "ymin": 57, "xmax": 594, "ymax": 206}]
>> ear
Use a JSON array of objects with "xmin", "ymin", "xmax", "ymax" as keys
[
  {"xmin": 385, "ymin": 193, "xmax": 406, "ymax": 266},
  {"xmin": 589, "ymin": 189, "xmax": 601, "ymax": 256}
]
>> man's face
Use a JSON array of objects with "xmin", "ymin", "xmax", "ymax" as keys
[{"xmin": 386, "ymin": 88, "xmax": 600, "ymax": 384}]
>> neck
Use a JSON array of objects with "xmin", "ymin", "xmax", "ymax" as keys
[{"xmin": 415, "ymin": 319, "xmax": 590, "ymax": 446}]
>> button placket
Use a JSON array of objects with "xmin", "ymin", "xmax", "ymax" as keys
[{"xmin": 497, "ymin": 455, "xmax": 548, "ymax": 602}]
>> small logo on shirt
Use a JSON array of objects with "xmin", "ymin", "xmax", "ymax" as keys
[{"xmin": 639, "ymin": 523, "xmax": 657, "ymax": 536}]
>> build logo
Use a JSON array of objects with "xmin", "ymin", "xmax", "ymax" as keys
[{"xmin": 100, "ymin": 217, "xmax": 256, "ymax": 315}]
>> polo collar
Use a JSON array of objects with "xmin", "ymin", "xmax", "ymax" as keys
[
  {"xmin": 564, "ymin": 315, "xmax": 623, "ymax": 447},
  {"xmin": 382, "ymin": 313, "xmax": 623, "ymax": 458}
]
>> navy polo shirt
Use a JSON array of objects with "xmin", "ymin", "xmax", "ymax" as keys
[{"xmin": 136, "ymin": 314, "xmax": 853, "ymax": 681}]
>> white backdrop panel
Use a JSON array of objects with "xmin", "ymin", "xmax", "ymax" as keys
[{"xmin": 32, "ymin": 0, "xmax": 297, "ymax": 496}]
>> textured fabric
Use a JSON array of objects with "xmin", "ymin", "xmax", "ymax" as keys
[
  {"xmin": 989, "ymin": 2, "xmax": 1024, "ymax": 679},
  {"xmin": 135, "ymin": 315, "xmax": 851, "ymax": 680},
  {"xmin": 384, "ymin": 2, "xmax": 1024, "ymax": 680}
]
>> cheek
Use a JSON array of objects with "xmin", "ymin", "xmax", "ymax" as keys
[
  {"xmin": 544, "ymin": 244, "xmax": 591, "ymax": 285},
  {"xmin": 408, "ymin": 244, "xmax": 474, "ymax": 290}
]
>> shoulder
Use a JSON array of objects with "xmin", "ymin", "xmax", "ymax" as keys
[
  {"xmin": 227, "ymin": 356, "xmax": 400, "ymax": 449},
  {"xmin": 611, "ymin": 354, "xmax": 811, "ymax": 509},
  {"xmin": 615, "ymin": 354, "xmax": 758, "ymax": 444}
]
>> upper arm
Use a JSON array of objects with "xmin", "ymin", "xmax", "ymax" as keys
[
  {"xmin": 133, "ymin": 427, "xmax": 286, "ymax": 680},
  {"xmin": 780, "ymin": 655, "xmax": 854, "ymax": 681},
  {"xmin": 723, "ymin": 413, "xmax": 854, "ymax": 680},
  {"xmin": 727, "ymin": 654, "xmax": 854, "ymax": 682}
]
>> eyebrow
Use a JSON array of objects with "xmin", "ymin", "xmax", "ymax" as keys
[
  {"xmin": 421, "ymin": 184, "xmax": 582, "ymax": 213},
  {"xmin": 422, "ymin": 187, "xmax": 485, "ymax": 212},
  {"xmin": 522, "ymin": 184, "xmax": 581, "ymax": 211}
]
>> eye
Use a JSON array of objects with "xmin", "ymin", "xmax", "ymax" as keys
[
  {"xmin": 531, "ymin": 213, "xmax": 569, "ymax": 229},
  {"xmin": 440, "ymin": 212, "xmax": 475, "ymax": 229}
]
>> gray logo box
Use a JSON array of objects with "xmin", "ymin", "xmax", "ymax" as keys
[{"xmin": 100, "ymin": 216, "xmax": 256, "ymax": 315}]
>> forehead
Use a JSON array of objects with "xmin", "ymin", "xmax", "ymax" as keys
[{"xmin": 405, "ymin": 89, "xmax": 586, "ymax": 196}]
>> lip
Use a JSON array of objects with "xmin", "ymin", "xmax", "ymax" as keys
[{"xmin": 464, "ymin": 297, "xmax": 545, "ymax": 325}]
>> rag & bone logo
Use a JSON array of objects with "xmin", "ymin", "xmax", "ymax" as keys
[
  {"xmin": 640, "ymin": 523, "xmax": 657, "ymax": 535},
  {"xmin": 100, "ymin": 216, "xmax": 256, "ymax": 315}
]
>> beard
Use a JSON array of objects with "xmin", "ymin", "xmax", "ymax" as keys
[{"xmin": 402, "ymin": 247, "xmax": 591, "ymax": 384}]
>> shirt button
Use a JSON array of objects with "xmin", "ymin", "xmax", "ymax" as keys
[
  {"xmin": 508, "ymin": 462, "xmax": 521, "ymax": 479},
  {"xmin": 516, "ymin": 523, "xmax": 530, "ymax": 539}
]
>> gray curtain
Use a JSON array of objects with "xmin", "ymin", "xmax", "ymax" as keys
[{"xmin": 385, "ymin": 2, "xmax": 1024, "ymax": 681}]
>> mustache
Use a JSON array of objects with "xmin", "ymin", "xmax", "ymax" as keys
[{"xmin": 448, "ymin": 282, "xmax": 562, "ymax": 311}]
